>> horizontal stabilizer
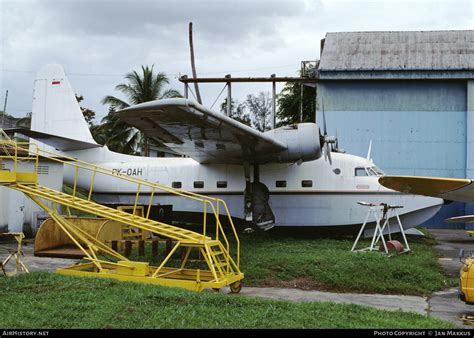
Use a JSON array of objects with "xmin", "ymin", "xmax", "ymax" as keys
[
  {"xmin": 6, "ymin": 128, "xmax": 102, "ymax": 151},
  {"xmin": 379, "ymin": 175, "xmax": 474, "ymax": 203}
]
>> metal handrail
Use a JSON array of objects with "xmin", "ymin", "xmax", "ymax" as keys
[{"xmin": 0, "ymin": 135, "xmax": 240, "ymax": 268}]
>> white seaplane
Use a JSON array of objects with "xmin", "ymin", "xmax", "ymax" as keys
[{"xmin": 10, "ymin": 64, "xmax": 443, "ymax": 233}]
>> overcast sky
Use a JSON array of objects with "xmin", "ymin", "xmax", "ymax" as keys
[{"xmin": 1, "ymin": 0, "xmax": 473, "ymax": 121}]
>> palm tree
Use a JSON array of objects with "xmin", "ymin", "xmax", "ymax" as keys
[
  {"xmin": 91, "ymin": 106, "xmax": 141, "ymax": 155},
  {"xmin": 100, "ymin": 65, "xmax": 181, "ymax": 155}
]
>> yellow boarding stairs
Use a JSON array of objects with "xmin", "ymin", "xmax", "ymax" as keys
[{"xmin": 0, "ymin": 130, "xmax": 243, "ymax": 293}]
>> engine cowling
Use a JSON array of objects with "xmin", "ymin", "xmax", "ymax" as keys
[{"xmin": 263, "ymin": 123, "xmax": 322, "ymax": 163}]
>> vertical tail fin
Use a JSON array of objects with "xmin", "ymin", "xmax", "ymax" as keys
[{"xmin": 31, "ymin": 64, "xmax": 97, "ymax": 150}]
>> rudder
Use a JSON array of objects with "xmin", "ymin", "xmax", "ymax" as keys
[{"xmin": 31, "ymin": 64, "xmax": 97, "ymax": 149}]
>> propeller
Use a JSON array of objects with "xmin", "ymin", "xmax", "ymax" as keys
[
  {"xmin": 319, "ymin": 102, "xmax": 336, "ymax": 165},
  {"xmin": 331, "ymin": 129, "xmax": 345, "ymax": 154}
]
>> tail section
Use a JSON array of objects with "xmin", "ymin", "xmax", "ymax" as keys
[{"xmin": 31, "ymin": 64, "xmax": 97, "ymax": 150}]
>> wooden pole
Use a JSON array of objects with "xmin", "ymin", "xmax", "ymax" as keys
[
  {"xmin": 1, "ymin": 90, "xmax": 8, "ymax": 129},
  {"xmin": 271, "ymin": 74, "xmax": 276, "ymax": 129},
  {"xmin": 300, "ymin": 84, "xmax": 304, "ymax": 122},
  {"xmin": 226, "ymin": 74, "xmax": 231, "ymax": 117},
  {"xmin": 189, "ymin": 22, "xmax": 202, "ymax": 104}
]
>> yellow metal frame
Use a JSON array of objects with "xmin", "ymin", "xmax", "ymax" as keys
[
  {"xmin": 117, "ymin": 205, "xmax": 149, "ymax": 241},
  {"xmin": 0, "ymin": 232, "xmax": 29, "ymax": 276},
  {"xmin": 0, "ymin": 131, "xmax": 243, "ymax": 292}
]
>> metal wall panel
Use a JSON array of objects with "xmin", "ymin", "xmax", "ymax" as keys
[{"xmin": 317, "ymin": 80, "xmax": 468, "ymax": 227}]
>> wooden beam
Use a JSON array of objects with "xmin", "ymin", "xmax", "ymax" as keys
[{"xmin": 179, "ymin": 76, "xmax": 319, "ymax": 83}]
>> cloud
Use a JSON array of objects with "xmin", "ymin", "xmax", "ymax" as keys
[
  {"xmin": 1, "ymin": 0, "xmax": 473, "ymax": 119},
  {"xmin": 4, "ymin": 0, "xmax": 304, "ymax": 41}
]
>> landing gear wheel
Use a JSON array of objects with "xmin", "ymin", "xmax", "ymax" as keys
[
  {"xmin": 229, "ymin": 281, "xmax": 242, "ymax": 294},
  {"xmin": 212, "ymin": 288, "xmax": 220, "ymax": 293}
]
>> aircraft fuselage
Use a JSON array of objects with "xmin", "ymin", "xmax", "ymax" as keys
[{"xmin": 63, "ymin": 147, "xmax": 443, "ymax": 229}]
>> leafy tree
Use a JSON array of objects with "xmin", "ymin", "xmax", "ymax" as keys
[
  {"xmin": 245, "ymin": 92, "xmax": 273, "ymax": 132},
  {"xmin": 220, "ymin": 98, "xmax": 251, "ymax": 127},
  {"xmin": 90, "ymin": 106, "xmax": 141, "ymax": 155},
  {"xmin": 277, "ymin": 65, "xmax": 317, "ymax": 126},
  {"xmin": 220, "ymin": 93, "xmax": 274, "ymax": 132},
  {"xmin": 75, "ymin": 94, "xmax": 96, "ymax": 127},
  {"xmin": 101, "ymin": 65, "xmax": 181, "ymax": 155}
]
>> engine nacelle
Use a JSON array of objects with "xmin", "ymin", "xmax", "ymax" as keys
[{"xmin": 264, "ymin": 123, "xmax": 322, "ymax": 163}]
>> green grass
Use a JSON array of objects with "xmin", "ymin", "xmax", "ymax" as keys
[
  {"xmin": 235, "ymin": 229, "xmax": 449, "ymax": 295},
  {"xmin": 121, "ymin": 226, "xmax": 448, "ymax": 296},
  {"xmin": 0, "ymin": 272, "xmax": 455, "ymax": 329}
]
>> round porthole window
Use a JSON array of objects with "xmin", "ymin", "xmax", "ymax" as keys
[{"xmin": 333, "ymin": 168, "xmax": 341, "ymax": 175}]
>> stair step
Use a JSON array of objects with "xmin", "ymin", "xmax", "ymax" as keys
[
  {"xmin": 15, "ymin": 183, "xmax": 210, "ymax": 242},
  {"xmin": 214, "ymin": 262, "xmax": 229, "ymax": 268}
]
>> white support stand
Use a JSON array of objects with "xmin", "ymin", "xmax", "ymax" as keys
[{"xmin": 351, "ymin": 202, "xmax": 411, "ymax": 255}]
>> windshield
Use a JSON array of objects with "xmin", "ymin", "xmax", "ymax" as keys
[
  {"xmin": 370, "ymin": 166, "xmax": 384, "ymax": 176},
  {"xmin": 355, "ymin": 166, "xmax": 384, "ymax": 177}
]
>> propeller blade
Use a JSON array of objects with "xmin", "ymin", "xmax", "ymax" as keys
[
  {"xmin": 324, "ymin": 142, "xmax": 332, "ymax": 165},
  {"xmin": 327, "ymin": 145, "xmax": 332, "ymax": 165},
  {"xmin": 319, "ymin": 101, "xmax": 334, "ymax": 163}
]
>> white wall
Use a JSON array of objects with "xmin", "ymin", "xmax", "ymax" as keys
[{"xmin": 0, "ymin": 159, "xmax": 64, "ymax": 234}]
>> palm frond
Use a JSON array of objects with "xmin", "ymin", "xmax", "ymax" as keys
[
  {"xmin": 101, "ymin": 95, "xmax": 129, "ymax": 109},
  {"xmin": 161, "ymin": 89, "xmax": 182, "ymax": 99},
  {"xmin": 99, "ymin": 64, "xmax": 180, "ymax": 155}
]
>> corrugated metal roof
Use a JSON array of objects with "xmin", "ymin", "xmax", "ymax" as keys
[{"xmin": 319, "ymin": 30, "xmax": 474, "ymax": 71}]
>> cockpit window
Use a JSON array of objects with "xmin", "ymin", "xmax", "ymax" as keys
[
  {"xmin": 355, "ymin": 167, "xmax": 368, "ymax": 176},
  {"xmin": 355, "ymin": 166, "xmax": 384, "ymax": 177},
  {"xmin": 371, "ymin": 166, "xmax": 384, "ymax": 176},
  {"xmin": 366, "ymin": 166, "xmax": 384, "ymax": 176},
  {"xmin": 367, "ymin": 167, "xmax": 378, "ymax": 176}
]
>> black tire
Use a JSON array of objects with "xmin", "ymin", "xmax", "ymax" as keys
[{"xmin": 229, "ymin": 281, "xmax": 242, "ymax": 294}]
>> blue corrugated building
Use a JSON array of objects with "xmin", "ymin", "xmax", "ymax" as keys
[{"xmin": 316, "ymin": 30, "xmax": 474, "ymax": 228}]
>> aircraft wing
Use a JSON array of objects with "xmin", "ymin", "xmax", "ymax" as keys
[
  {"xmin": 379, "ymin": 176, "xmax": 474, "ymax": 203},
  {"xmin": 117, "ymin": 98, "xmax": 287, "ymax": 164}
]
